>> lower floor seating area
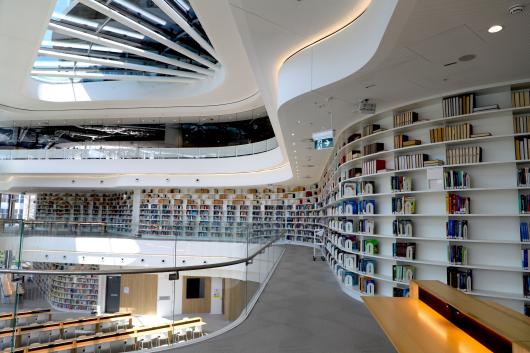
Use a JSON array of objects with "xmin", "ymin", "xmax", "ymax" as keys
[{"xmin": 0, "ymin": 309, "xmax": 205, "ymax": 353}]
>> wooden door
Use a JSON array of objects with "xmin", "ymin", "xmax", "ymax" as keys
[
  {"xmin": 182, "ymin": 276, "xmax": 211, "ymax": 314},
  {"xmin": 119, "ymin": 274, "xmax": 157, "ymax": 315}
]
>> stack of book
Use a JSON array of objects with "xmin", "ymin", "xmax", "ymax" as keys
[
  {"xmin": 523, "ymin": 249, "xmax": 529, "ymax": 269},
  {"xmin": 392, "ymin": 196, "xmax": 416, "ymax": 214},
  {"xmin": 446, "ymin": 193, "xmax": 471, "ymax": 214},
  {"xmin": 363, "ymin": 239, "xmax": 379, "ymax": 255},
  {"xmin": 363, "ymin": 142, "xmax": 384, "ymax": 156},
  {"xmin": 394, "ymin": 134, "xmax": 421, "ymax": 149},
  {"xmin": 390, "ymin": 176, "xmax": 412, "ymax": 192},
  {"xmin": 429, "ymin": 123, "xmax": 473, "ymax": 142},
  {"xmin": 520, "ymin": 222, "xmax": 530, "ymax": 242},
  {"xmin": 512, "ymin": 88, "xmax": 530, "ymax": 107},
  {"xmin": 392, "ymin": 242, "xmax": 416, "ymax": 259},
  {"xmin": 515, "ymin": 138, "xmax": 530, "ymax": 160},
  {"xmin": 392, "ymin": 265, "xmax": 416, "ymax": 283},
  {"xmin": 524, "ymin": 275, "xmax": 530, "ymax": 298},
  {"xmin": 346, "ymin": 167, "xmax": 362, "ymax": 179},
  {"xmin": 359, "ymin": 258, "xmax": 376, "ymax": 274},
  {"xmin": 359, "ymin": 200, "xmax": 376, "ymax": 215},
  {"xmin": 343, "ymin": 149, "xmax": 361, "ymax": 164},
  {"xmin": 442, "ymin": 93, "xmax": 474, "ymax": 117},
  {"xmin": 393, "ymin": 111, "xmax": 419, "ymax": 128},
  {"xmin": 359, "ymin": 277, "xmax": 376, "ymax": 295},
  {"xmin": 393, "ymin": 219, "xmax": 413, "ymax": 237},
  {"xmin": 424, "ymin": 160, "xmax": 444, "ymax": 167},
  {"xmin": 359, "ymin": 219, "xmax": 375, "ymax": 234},
  {"xmin": 394, "ymin": 153, "xmax": 427, "ymax": 170},
  {"xmin": 447, "ymin": 267, "xmax": 472, "ymax": 291},
  {"xmin": 513, "ymin": 115, "xmax": 530, "ymax": 133},
  {"xmin": 347, "ymin": 133, "xmax": 361, "ymax": 143},
  {"xmin": 519, "ymin": 195, "xmax": 530, "ymax": 214},
  {"xmin": 362, "ymin": 160, "xmax": 386, "ymax": 175},
  {"xmin": 362, "ymin": 124, "xmax": 385, "ymax": 137},
  {"xmin": 444, "ymin": 170, "xmax": 471, "ymax": 189},
  {"xmin": 448, "ymin": 245, "xmax": 468, "ymax": 265},
  {"xmin": 446, "ymin": 220, "xmax": 468, "ymax": 239},
  {"xmin": 447, "ymin": 146, "xmax": 482, "ymax": 164}
]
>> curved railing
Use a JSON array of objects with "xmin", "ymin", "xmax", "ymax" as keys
[
  {"xmin": 0, "ymin": 137, "xmax": 278, "ymax": 160},
  {"xmin": 0, "ymin": 220, "xmax": 284, "ymax": 352}
]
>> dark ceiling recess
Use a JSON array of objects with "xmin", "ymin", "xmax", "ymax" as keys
[{"xmin": 0, "ymin": 117, "xmax": 275, "ymax": 149}]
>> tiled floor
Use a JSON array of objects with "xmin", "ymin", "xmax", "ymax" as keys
[{"xmin": 171, "ymin": 245, "xmax": 397, "ymax": 353}]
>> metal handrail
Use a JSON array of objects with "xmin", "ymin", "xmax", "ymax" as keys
[{"xmin": 0, "ymin": 235, "xmax": 281, "ymax": 276}]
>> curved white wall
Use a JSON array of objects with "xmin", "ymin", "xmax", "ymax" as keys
[{"xmin": 277, "ymin": 0, "xmax": 398, "ymax": 107}]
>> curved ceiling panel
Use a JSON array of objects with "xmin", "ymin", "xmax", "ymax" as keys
[{"xmin": 0, "ymin": 0, "xmax": 261, "ymax": 120}]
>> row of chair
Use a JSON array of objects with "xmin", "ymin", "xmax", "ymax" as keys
[{"xmin": 2, "ymin": 318, "xmax": 205, "ymax": 353}]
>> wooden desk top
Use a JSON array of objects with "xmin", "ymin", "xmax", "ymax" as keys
[
  {"xmin": 0, "ymin": 309, "xmax": 50, "ymax": 321},
  {"xmin": 413, "ymin": 280, "xmax": 530, "ymax": 349},
  {"xmin": 363, "ymin": 297, "xmax": 493, "ymax": 353}
]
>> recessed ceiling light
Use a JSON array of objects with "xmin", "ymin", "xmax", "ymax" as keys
[
  {"xmin": 293, "ymin": 150, "xmax": 297, "ymax": 153},
  {"xmin": 488, "ymin": 25, "xmax": 503, "ymax": 33},
  {"xmin": 291, "ymin": 132, "xmax": 295, "ymax": 136},
  {"xmin": 292, "ymin": 142, "xmax": 296, "ymax": 146},
  {"xmin": 297, "ymin": 120, "xmax": 301, "ymax": 124}
]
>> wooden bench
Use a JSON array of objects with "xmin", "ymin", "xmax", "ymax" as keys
[
  {"xmin": 363, "ymin": 280, "xmax": 530, "ymax": 353},
  {"xmin": 0, "ymin": 310, "xmax": 51, "ymax": 322}
]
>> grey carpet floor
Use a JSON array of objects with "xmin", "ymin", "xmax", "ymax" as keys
[{"xmin": 172, "ymin": 245, "xmax": 396, "ymax": 353}]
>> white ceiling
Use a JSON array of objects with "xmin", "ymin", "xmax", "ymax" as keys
[
  {"xmin": 0, "ymin": 0, "xmax": 262, "ymax": 121},
  {"xmin": 231, "ymin": 0, "xmax": 530, "ymax": 184}
]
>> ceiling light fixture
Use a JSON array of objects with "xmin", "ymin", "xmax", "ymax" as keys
[
  {"xmin": 291, "ymin": 132, "xmax": 295, "ymax": 136},
  {"xmin": 488, "ymin": 25, "xmax": 503, "ymax": 33}
]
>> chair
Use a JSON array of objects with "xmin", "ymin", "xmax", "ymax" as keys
[
  {"xmin": 116, "ymin": 319, "xmax": 129, "ymax": 331},
  {"xmin": 76, "ymin": 343, "xmax": 96, "ymax": 353},
  {"xmin": 75, "ymin": 324, "xmax": 96, "ymax": 338},
  {"xmin": 173, "ymin": 328, "xmax": 187, "ymax": 343},
  {"xmin": 22, "ymin": 329, "xmax": 40, "ymax": 346},
  {"xmin": 157, "ymin": 331, "xmax": 169, "ymax": 346},
  {"xmin": 36, "ymin": 312, "xmax": 49, "ymax": 323},
  {"xmin": 62, "ymin": 326, "xmax": 75, "ymax": 340},
  {"xmin": 99, "ymin": 321, "xmax": 116, "ymax": 333},
  {"xmin": 95, "ymin": 341, "xmax": 111, "ymax": 353},
  {"xmin": 192, "ymin": 324, "xmax": 203, "ymax": 339},
  {"xmin": 0, "ymin": 336, "xmax": 12, "ymax": 350},
  {"xmin": 185, "ymin": 326, "xmax": 194, "ymax": 340}
]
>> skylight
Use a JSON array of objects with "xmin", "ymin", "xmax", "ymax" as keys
[{"xmin": 32, "ymin": 0, "xmax": 219, "ymax": 84}]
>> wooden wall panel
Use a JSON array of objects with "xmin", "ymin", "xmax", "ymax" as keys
[
  {"xmin": 182, "ymin": 276, "xmax": 211, "ymax": 314},
  {"xmin": 119, "ymin": 274, "xmax": 157, "ymax": 315},
  {"xmin": 223, "ymin": 278, "xmax": 246, "ymax": 321}
]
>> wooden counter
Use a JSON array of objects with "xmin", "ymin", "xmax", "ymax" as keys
[{"xmin": 363, "ymin": 297, "xmax": 493, "ymax": 353}]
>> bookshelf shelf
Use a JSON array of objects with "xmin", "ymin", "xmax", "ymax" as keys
[{"xmin": 318, "ymin": 82, "xmax": 530, "ymax": 313}]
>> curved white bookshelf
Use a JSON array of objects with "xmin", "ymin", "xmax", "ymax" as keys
[{"xmin": 317, "ymin": 81, "xmax": 530, "ymax": 314}]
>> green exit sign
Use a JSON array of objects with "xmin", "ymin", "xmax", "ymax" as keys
[{"xmin": 314, "ymin": 137, "xmax": 334, "ymax": 150}]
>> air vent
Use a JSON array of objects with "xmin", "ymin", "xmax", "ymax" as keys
[{"xmin": 508, "ymin": 4, "xmax": 525, "ymax": 15}]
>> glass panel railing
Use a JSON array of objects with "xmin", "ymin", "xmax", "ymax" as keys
[
  {"xmin": 0, "ymin": 220, "xmax": 282, "ymax": 353},
  {"xmin": 0, "ymin": 138, "xmax": 278, "ymax": 161}
]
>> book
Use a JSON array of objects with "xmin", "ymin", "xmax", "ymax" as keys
[
  {"xmin": 444, "ymin": 170, "xmax": 470, "ymax": 189},
  {"xmin": 394, "ymin": 153, "xmax": 428, "ymax": 170},
  {"xmin": 393, "ymin": 287, "xmax": 410, "ymax": 297},
  {"xmin": 512, "ymin": 89, "xmax": 530, "ymax": 108},
  {"xmin": 392, "ymin": 196, "xmax": 416, "ymax": 214},
  {"xmin": 347, "ymin": 133, "xmax": 361, "ymax": 143},
  {"xmin": 393, "ymin": 265, "xmax": 416, "ymax": 283},
  {"xmin": 446, "ymin": 146, "xmax": 482, "ymax": 164},
  {"xmin": 363, "ymin": 239, "xmax": 379, "ymax": 255},
  {"xmin": 393, "ymin": 111, "xmax": 419, "ymax": 128},
  {"xmin": 446, "ymin": 220, "xmax": 468, "ymax": 239},
  {"xmin": 393, "ymin": 242, "xmax": 416, "ymax": 259},
  {"xmin": 520, "ymin": 222, "xmax": 529, "ymax": 242},
  {"xmin": 393, "ymin": 219, "xmax": 413, "ymax": 237},
  {"xmin": 363, "ymin": 142, "xmax": 385, "ymax": 156},
  {"xmin": 390, "ymin": 176, "xmax": 413, "ymax": 192},
  {"xmin": 446, "ymin": 193, "xmax": 471, "ymax": 214},
  {"xmin": 447, "ymin": 267, "xmax": 472, "ymax": 291},
  {"xmin": 402, "ymin": 140, "xmax": 421, "ymax": 147},
  {"xmin": 470, "ymin": 132, "xmax": 491, "ymax": 138},
  {"xmin": 362, "ymin": 124, "xmax": 381, "ymax": 137},
  {"xmin": 442, "ymin": 93, "xmax": 474, "ymax": 117},
  {"xmin": 362, "ymin": 160, "xmax": 386, "ymax": 175},
  {"xmin": 429, "ymin": 123, "xmax": 473, "ymax": 143},
  {"xmin": 448, "ymin": 245, "xmax": 468, "ymax": 264}
]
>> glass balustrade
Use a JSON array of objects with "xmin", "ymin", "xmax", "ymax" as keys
[
  {"xmin": 0, "ymin": 220, "xmax": 283, "ymax": 352},
  {"xmin": 0, "ymin": 138, "xmax": 278, "ymax": 161}
]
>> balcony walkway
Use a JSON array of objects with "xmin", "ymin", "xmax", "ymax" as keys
[{"xmin": 173, "ymin": 245, "xmax": 396, "ymax": 353}]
